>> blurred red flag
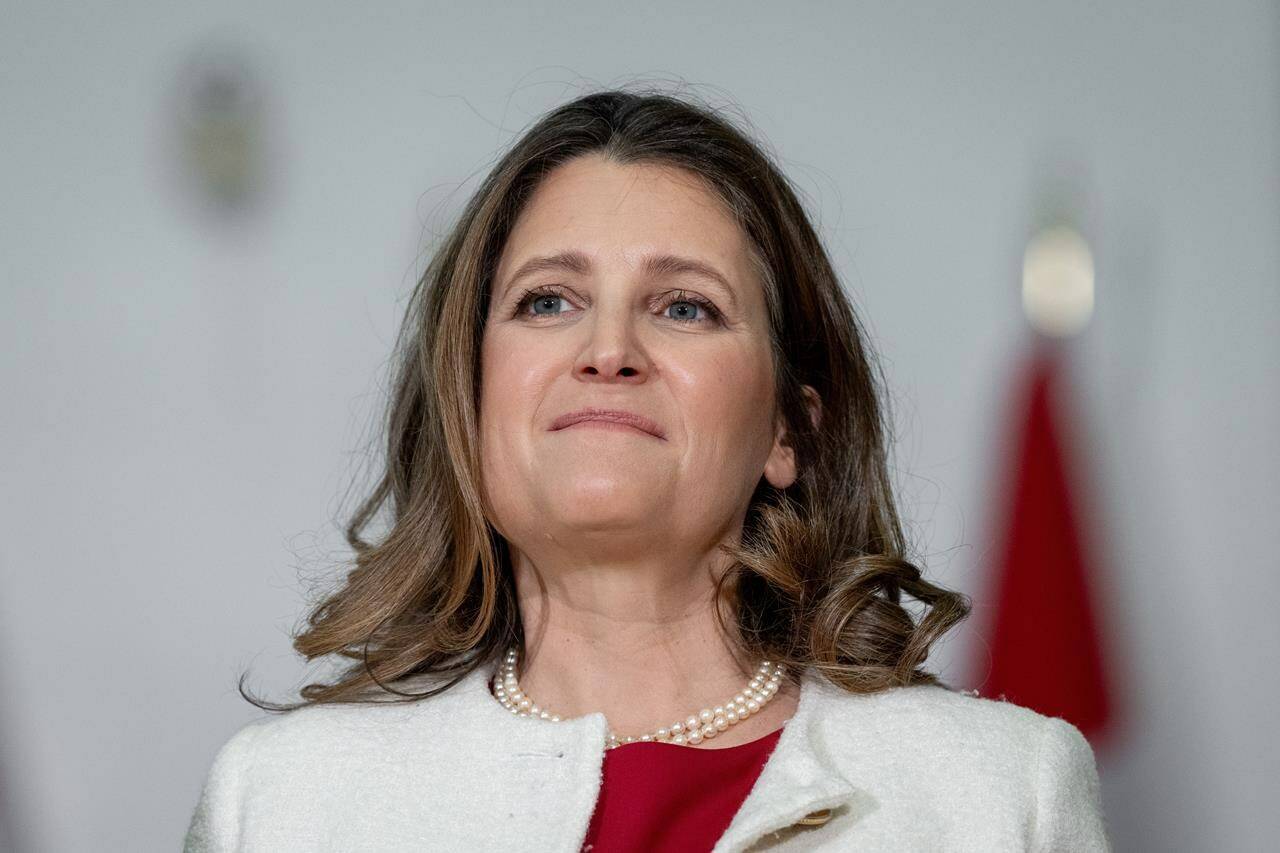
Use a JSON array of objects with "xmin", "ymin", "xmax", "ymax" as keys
[{"xmin": 976, "ymin": 340, "xmax": 1114, "ymax": 742}]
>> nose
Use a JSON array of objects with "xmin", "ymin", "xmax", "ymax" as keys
[{"xmin": 572, "ymin": 298, "xmax": 650, "ymax": 383}]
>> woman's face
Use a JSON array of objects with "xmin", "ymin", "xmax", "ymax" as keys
[{"xmin": 479, "ymin": 153, "xmax": 800, "ymax": 559}]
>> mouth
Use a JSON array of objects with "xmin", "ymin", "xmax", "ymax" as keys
[{"xmin": 550, "ymin": 408, "xmax": 666, "ymax": 439}]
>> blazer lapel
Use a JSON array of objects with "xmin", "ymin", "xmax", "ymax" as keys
[
  {"xmin": 712, "ymin": 668, "xmax": 867, "ymax": 853},
  {"xmin": 439, "ymin": 659, "xmax": 868, "ymax": 853},
  {"xmin": 419, "ymin": 661, "xmax": 610, "ymax": 852}
]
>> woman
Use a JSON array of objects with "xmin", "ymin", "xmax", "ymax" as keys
[{"xmin": 184, "ymin": 89, "xmax": 1110, "ymax": 852}]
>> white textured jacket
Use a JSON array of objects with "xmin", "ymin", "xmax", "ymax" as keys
[{"xmin": 184, "ymin": 658, "xmax": 1111, "ymax": 852}]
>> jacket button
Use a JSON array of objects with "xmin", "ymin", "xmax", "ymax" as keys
[{"xmin": 794, "ymin": 808, "xmax": 832, "ymax": 826}]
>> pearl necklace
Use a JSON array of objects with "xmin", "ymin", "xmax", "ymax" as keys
[{"xmin": 491, "ymin": 645, "xmax": 786, "ymax": 750}]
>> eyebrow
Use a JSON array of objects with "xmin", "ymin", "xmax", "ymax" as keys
[{"xmin": 500, "ymin": 250, "xmax": 739, "ymax": 310}]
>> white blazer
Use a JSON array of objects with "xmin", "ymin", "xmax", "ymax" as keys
[{"xmin": 184, "ymin": 658, "xmax": 1111, "ymax": 852}]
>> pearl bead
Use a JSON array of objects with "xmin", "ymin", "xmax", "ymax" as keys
[{"xmin": 491, "ymin": 645, "xmax": 786, "ymax": 751}]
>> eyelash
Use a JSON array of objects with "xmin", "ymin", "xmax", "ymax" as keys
[{"xmin": 511, "ymin": 284, "xmax": 724, "ymax": 325}]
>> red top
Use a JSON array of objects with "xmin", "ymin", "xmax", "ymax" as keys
[{"xmin": 581, "ymin": 727, "xmax": 784, "ymax": 853}]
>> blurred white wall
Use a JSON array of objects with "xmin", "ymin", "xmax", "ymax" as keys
[{"xmin": 2, "ymin": 2, "xmax": 1276, "ymax": 851}]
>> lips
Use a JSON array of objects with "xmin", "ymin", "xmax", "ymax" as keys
[{"xmin": 550, "ymin": 408, "xmax": 666, "ymax": 439}]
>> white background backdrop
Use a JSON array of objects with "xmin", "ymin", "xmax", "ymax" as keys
[{"xmin": 2, "ymin": 2, "xmax": 1277, "ymax": 851}]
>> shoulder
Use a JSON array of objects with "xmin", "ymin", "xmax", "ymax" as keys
[
  {"xmin": 208, "ymin": 680, "xmax": 464, "ymax": 770},
  {"xmin": 183, "ymin": 683, "xmax": 461, "ymax": 852},
  {"xmin": 805, "ymin": 680, "xmax": 1109, "ymax": 849},
  {"xmin": 813, "ymin": 679, "xmax": 1075, "ymax": 757}
]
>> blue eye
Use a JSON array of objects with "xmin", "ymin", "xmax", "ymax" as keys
[
  {"xmin": 529, "ymin": 293, "xmax": 565, "ymax": 316},
  {"xmin": 670, "ymin": 302, "xmax": 711, "ymax": 322},
  {"xmin": 512, "ymin": 286, "xmax": 722, "ymax": 325},
  {"xmin": 512, "ymin": 285, "xmax": 570, "ymax": 318},
  {"xmin": 662, "ymin": 292, "xmax": 722, "ymax": 324}
]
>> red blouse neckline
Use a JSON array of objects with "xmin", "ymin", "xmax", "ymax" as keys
[
  {"xmin": 609, "ymin": 725, "xmax": 784, "ymax": 754},
  {"xmin": 581, "ymin": 725, "xmax": 785, "ymax": 852}
]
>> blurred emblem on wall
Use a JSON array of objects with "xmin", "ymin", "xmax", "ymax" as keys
[{"xmin": 171, "ymin": 38, "xmax": 272, "ymax": 220}]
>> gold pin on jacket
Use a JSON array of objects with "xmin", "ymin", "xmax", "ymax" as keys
[{"xmin": 794, "ymin": 808, "xmax": 833, "ymax": 826}]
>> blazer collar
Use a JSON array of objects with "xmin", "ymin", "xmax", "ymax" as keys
[
  {"xmin": 434, "ymin": 655, "xmax": 862, "ymax": 853},
  {"xmin": 712, "ymin": 666, "xmax": 862, "ymax": 852}
]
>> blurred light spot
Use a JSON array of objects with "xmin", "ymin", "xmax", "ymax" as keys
[
  {"xmin": 174, "ymin": 39, "xmax": 267, "ymax": 217},
  {"xmin": 1022, "ymin": 225, "xmax": 1095, "ymax": 337}
]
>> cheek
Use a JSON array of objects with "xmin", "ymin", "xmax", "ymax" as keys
[
  {"xmin": 676, "ymin": 346, "xmax": 776, "ymax": 451},
  {"xmin": 478, "ymin": 331, "xmax": 558, "ymax": 461},
  {"xmin": 481, "ymin": 337, "xmax": 525, "ymax": 433},
  {"xmin": 477, "ymin": 334, "xmax": 540, "ymax": 533},
  {"xmin": 704, "ymin": 347, "xmax": 773, "ymax": 413}
]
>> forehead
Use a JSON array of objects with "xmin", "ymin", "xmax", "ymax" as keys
[{"xmin": 495, "ymin": 154, "xmax": 754, "ymax": 282}]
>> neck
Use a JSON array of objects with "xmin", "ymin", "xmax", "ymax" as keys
[{"xmin": 502, "ymin": 548, "xmax": 800, "ymax": 748}]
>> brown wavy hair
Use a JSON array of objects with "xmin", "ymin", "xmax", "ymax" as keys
[{"xmin": 240, "ymin": 85, "xmax": 971, "ymax": 712}]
